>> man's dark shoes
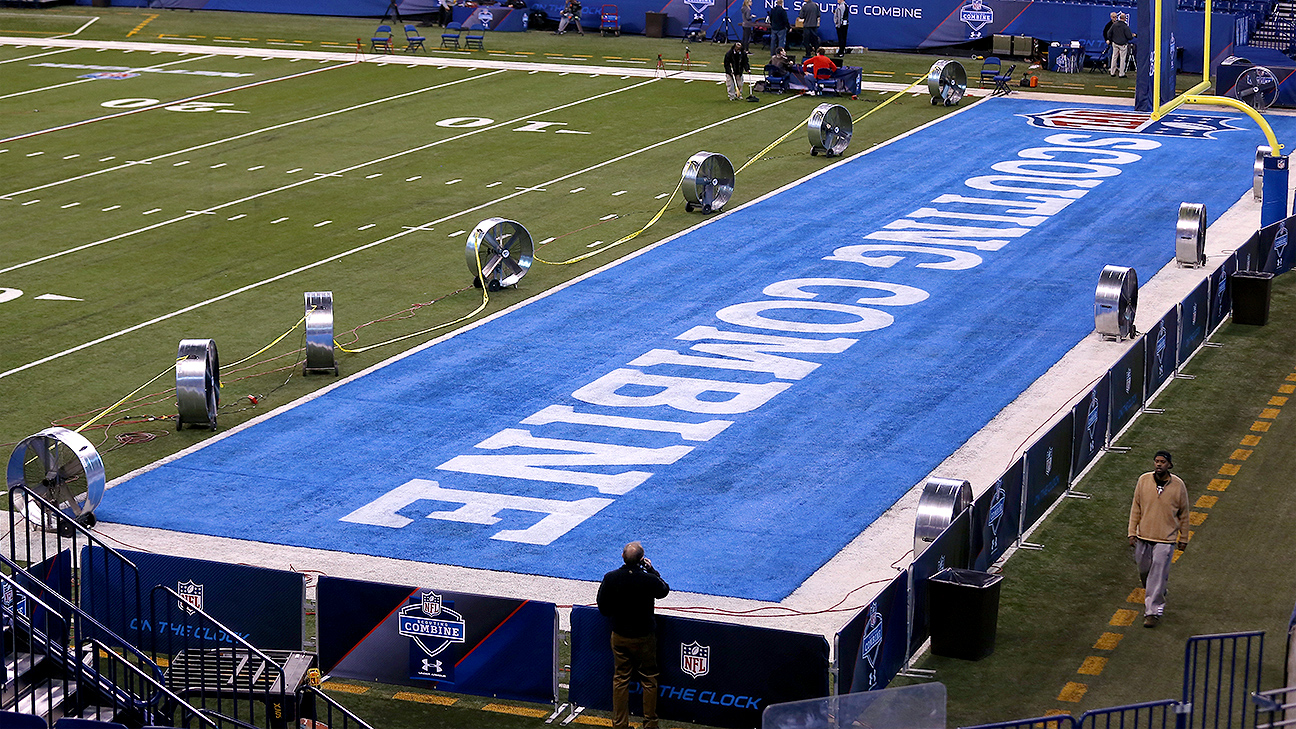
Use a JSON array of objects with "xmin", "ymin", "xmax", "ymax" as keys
[{"xmin": 1144, "ymin": 614, "xmax": 1161, "ymax": 628}]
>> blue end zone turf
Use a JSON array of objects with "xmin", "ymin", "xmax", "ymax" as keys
[{"xmin": 102, "ymin": 99, "xmax": 1296, "ymax": 602}]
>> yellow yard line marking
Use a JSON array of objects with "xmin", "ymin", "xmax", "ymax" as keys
[
  {"xmin": 395, "ymin": 692, "xmax": 457, "ymax": 705},
  {"xmin": 1078, "ymin": 656, "xmax": 1108, "ymax": 676},
  {"xmin": 1058, "ymin": 682, "xmax": 1088, "ymax": 702},
  {"xmin": 1110, "ymin": 609, "xmax": 1138, "ymax": 626},
  {"xmin": 321, "ymin": 682, "xmax": 369, "ymax": 694},
  {"xmin": 1195, "ymin": 495, "xmax": 1218, "ymax": 508},
  {"xmin": 126, "ymin": 13, "xmax": 158, "ymax": 38},
  {"xmin": 482, "ymin": 704, "xmax": 549, "ymax": 717},
  {"xmin": 1094, "ymin": 632, "xmax": 1123, "ymax": 650}
]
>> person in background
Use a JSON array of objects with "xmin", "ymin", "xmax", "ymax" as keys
[
  {"xmin": 741, "ymin": 0, "xmax": 754, "ymax": 51},
  {"xmin": 598, "ymin": 542, "xmax": 670, "ymax": 729},
  {"xmin": 439, "ymin": 0, "xmax": 453, "ymax": 26},
  {"xmin": 556, "ymin": 0, "xmax": 584, "ymax": 34},
  {"xmin": 1127, "ymin": 450, "xmax": 1189, "ymax": 628},
  {"xmin": 833, "ymin": 0, "xmax": 849, "ymax": 55},
  {"xmin": 724, "ymin": 42, "xmax": 750, "ymax": 100},
  {"xmin": 802, "ymin": 45, "xmax": 836, "ymax": 75},
  {"xmin": 798, "ymin": 0, "xmax": 821, "ymax": 58},
  {"xmin": 768, "ymin": 0, "xmax": 790, "ymax": 60},
  {"xmin": 1109, "ymin": 11, "xmax": 1134, "ymax": 77}
]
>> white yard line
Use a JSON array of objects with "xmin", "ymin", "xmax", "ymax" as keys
[
  {"xmin": 0, "ymin": 47, "xmax": 77, "ymax": 65},
  {"xmin": 0, "ymin": 78, "xmax": 94, "ymax": 100},
  {"xmin": 2, "ymin": 71, "xmax": 504, "ymax": 199},
  {"xmin": 0, "ymin": 91, "xmax": 799, "ymax": 381}
]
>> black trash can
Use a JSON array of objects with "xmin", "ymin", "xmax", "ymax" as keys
[
  {"xmin": 928, "ymin": 568, "xmax": 1003, "ymax": 661},
  {"xmin": 645, "ymin": 11, "xmax": 666, "ymax": 37},
  {"xmin": 1232, "ymin": 271, "xmax": 1274, "ymax": 326}
]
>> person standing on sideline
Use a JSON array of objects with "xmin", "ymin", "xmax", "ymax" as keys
[
  {"xmin": 439, "ymin": 0, "xmax": 453, "ymax": 26},
  {"xmin": 799, "ymin": 0, "xmax": 821, "ymax": 58},
  {"xmin": 723, "ymin": 42, "xmax": 750, "ymax": 100},
  {"xmin": 741, "ymin": 0, "xmax": 754, "ymax": 51},
  {"xmin": 768, "ymin": 0, "xmax": 790, "ymax": 60},
  {"xmin": 556, "ymin": 0, "xmax": 584, "ymax": 34},
  {"xmin": 598, "ymin": 542, "xmax": 670, "ymax": 729},
  {"xmin": 833, "ymin": 0, "xmax": 849, "ymax": 54},
  {"xmin": 1128, "ymin": 450, "xmax": 1189, "ymax": 628},
  {"xmin": 1108, "ymin": 12, "xmax": 1134, "ymax": 77}
]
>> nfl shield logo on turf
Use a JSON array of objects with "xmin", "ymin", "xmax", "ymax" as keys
[
  {"xmin": 177, "ymin": 580, "xmax": 203, "ymax": 615},
  {"xmin": 681, "ymin": 641, "xmax": 710, "ymax": 678}
]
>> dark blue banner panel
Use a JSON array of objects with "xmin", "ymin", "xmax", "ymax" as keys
[
  {"xmin": 837, "ymin": 571, "xmax": 908, "ymax": 693},
  {"xmin": 80, "ymin": 547, "xmax": 303, "ymax": 653},
  {"xmin": 909, "ymin": 509, "xmax": 970, "ymax": 656},
  {"xmin": 972, "ymin": 457, "xmax": 1024, "ymax": 571},
  {"xmin": 1071, "ymin": 374, "xmax": 1111, "ymax": 477},
  {"xmin": 8, "ymin": 551, "xmax": 74, "ymax": 642},
  {"xmin": 1208, "ymin": 253, "xmax": 1236, "ymax": 333},
  {"xmin": 569, "ymin": 606, "xmax": 828, "ymax": 729},
  {"xmin": 1145, "ymin": 308, "xmax": 1180, "ymax": 398},
  {"xmin": 1179, "ymin": 279, "xmax": 1211, "ymax": 364},
  {"xmin": 318, "ymin": 576, "xmax": 556, "ymax": 704},
  {"xmin": 1022, "ymin": 413, "xmax": 1075, "ymax": 530},
  {"xmin": 1237, "ymin": 232, "xmax": 1262, "ymax": 272},
  {"xmin": 1263, "ymin": 219, "xmax": 1296, "ymax": 275},
  {"xmin": 1109, "ymin": 340, "xmax": 1147, "ymax": 440}
]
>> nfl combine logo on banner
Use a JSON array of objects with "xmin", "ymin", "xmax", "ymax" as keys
[
  {"xmin": 988, "ymin": 480, "xmax": 1005, "ymax": 553},
  {"xmin": 177, "ymin": 580, "xmax": 203, "ymax": 615},
  {"xmin": 860, "ymin": 603, "xmax": 884, "ymax": 689},
  {"xmin": 959, "ymin": 0, "xmax": 992, "ymax": 38},
  {"xmin": 398, "ymin": 591, "xmax": 466, "ymax": 681},
  {"xmin": 681, "ymin": 641, "xmax": 710, "ymax": 678}
]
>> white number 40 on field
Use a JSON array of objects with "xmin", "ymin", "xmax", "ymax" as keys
[{"xmin": 101, "ymin": 98, "xmax": 249, "ymax": 114}]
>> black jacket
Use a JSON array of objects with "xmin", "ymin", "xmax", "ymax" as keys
[
  {"xmin": 597, "ymin": 562, "xmax": 670, "ymax": 638},
  {"xmin": 724, "ymin": 47, "xmax": 751, "ymax": 75}
]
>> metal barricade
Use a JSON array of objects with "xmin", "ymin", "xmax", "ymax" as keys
[
  {"xmin": 1080, "ymin": 699, "xmax": 1183, "ymax": 729},
  {"xmin": 962, "ymin": 714, "xmax": 1079, "ymax": 729},
  {"xmin": 1184, "ymin": 631, "xmax": 1265, "ymax": 729}
]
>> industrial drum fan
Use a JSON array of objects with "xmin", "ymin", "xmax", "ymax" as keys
[
  {"xmin": 7, "ymin": 427, "xmax": 105, "ymax": 532},
  {"xmin": 681, "ymin": 152, "xmax": 735, "ymax": 214},
  {"xmin": 1095, "ymin": 265, "xmax": 1139, "ymax": 341},
  {"xmin": 927, "ymin": 59, "xmax": 967, "ymax": 106},
  {"xmin": 808, "ymin": 103, "xmax": 852, "ymax": 158},
  {"xmin": 466, "ymin": 217, "xmax": 534, "ymax": 291},
  {"xmin": 176, "ymin": 338, "xmax": 220, "ymax": 431},
  {"xmin": 1233, "ymin": 66, "xmax": 1279, "ymax": 111},
  {"xmin": 303, "ymin": 291, "xmax": 339, "ymax": 376}
]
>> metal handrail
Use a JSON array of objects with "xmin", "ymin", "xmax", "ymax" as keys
[{"xmin": 303, "ymin": 685, "xmax": 377, "ymax": 729}]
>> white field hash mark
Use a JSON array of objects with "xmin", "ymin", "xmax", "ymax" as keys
[{"xmin": 0, "ymin": 85, "xmax": 803, "ymax": 381}]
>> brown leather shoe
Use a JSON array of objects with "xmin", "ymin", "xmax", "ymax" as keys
[{"xmin": 1144, "ymin": 615, "xmax": 1161, "ymax": 628}]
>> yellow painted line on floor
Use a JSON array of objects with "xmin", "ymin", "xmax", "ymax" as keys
[
  {"xmin": 126, "ymin": 13, "xmax": 159, "ymax": 38},
  {"xmin": 573, "ymin": 716, "xmax": 617, "ymax": 726},
  {"xmin": 1078, "ymin": 656, "xmax": 1108, "ymax": 676},
  {"xmin": 482, "ymin": 704, "xmax": 548, "ymax": 718},
  {"xmin": 1230, "ymin": 448, "xmax": 1253, "ymax": 460},
  {"xmin": 1208, "ymin": 478, "xmax": 1231, "ymax": 491},
  {"xmin": 1260, "ymin": 407, "xmax": 1281, "ymax": 419},
  {"xmin": 1242, "ymin": 434, "xmax": 1262, "ymax": 445},
  {"xmin": 1127, "ymin": 588, "xmax": 1145, "ymax": 603},
  {"xmin": 1189, "ymin": 511, "xmax": 1207, "ymax": 526},
  {"xmin": 1094, "ymin": 632, "xmax": 1123, "ymax": 650},
  {"xmin": 322, "ymin": 682, "xmax": 369, "ymax": 694},
  {"xmin": 1251, "ymin": 421, "xmax": 1272, "ymax": 432},
  {"xmin": 1279, "ymin": 384, "xmax": 1295, "ymax": 393},
  {"xmin": 1110, "ymin": 608, "xmax": 1138, "ymax": 626},
  {"xmin": 1218, "ymin": 463, "xmax": 1240, "ymax": 475},
  {"xmin": 395, "ymin": 691, "xmax": 457, "ymax": 705},
  {"xmin": 1058, "ymin": 682, "xmax": 1088, "ymax": 702},
  {"xmin": 1285, "ymin": 373, "xmax": 1296, "ymax": 381},
  {"xmin": 1270, "ymin": 396, "xmax": 1289, "ymax": 406},
  {"xmin": 1196, "ymin": 495, "xmax": 1218, "ymax": 508}
]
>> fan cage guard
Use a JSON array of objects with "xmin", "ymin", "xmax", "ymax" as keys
[
  {"xmin": 1175, "ymin": 203, "xmax": 1207, "ymax": 268},
  {"xmin": 465, "ymin": 217, "xmax": 534, "ymax": 290},
  {"xmin": 681, "ymin": 151, "xmax": 735, "ymax": 214},
  {"xmin": 807, "ymin": 103, "xmax": 853, "ymax": 158},
  {"xmin": 7, "ymin": 427, "xmax": 105, "ymax": 524},
  {"xmin": 1255, "ymin": 146, "xmax": 1270, "ymax": 202},
  {"xmin": 304, "ymin": 291, "xmax": 338, "ymax": 375},
  {"xmin": 914, "ymin": 477, "xmax": 971, "ymax": 557},
  {"xmin": 176, "ymin": 338, "xmax": 220, "ymax": 430},
  {"xmin": 927, "ymin": 59, "xmax": 967, "ymax": 106},
  {"xmin": 1095, "ymin": 265, "xmax": 1139, "ymax": 340},
  {"xmin": 1234, "ymin": 66, "xmax": 1278, "ymax": 110}
]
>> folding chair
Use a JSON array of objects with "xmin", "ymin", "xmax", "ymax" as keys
[
  {"xmin": 813, "ymin": 66, "xmax": 838, "ymax": 96},
  {"xmin": 991, "ymin": 63, "xmax": 1016, "ymax": 95},
  {"xmin": 370, "ymin": 24, "xmax": 394, "ymax": 53},
  {"xmin": 404, "ymin": 24, "xmax": 427, "ymax": 52},
  {"xmin": 440, "ymin": 21, "xmax": 462, "ymax": 49},
  {"xmin": 465, "ymin": 22, "xmax": 486, "ymax": 50},
  {"xmin": 763, "ymin": 64, "xmax": 789, "ymax": 94},
  {"xmin": 979, "ymin": 56, "xmax": 1001, "ymax": 86}
]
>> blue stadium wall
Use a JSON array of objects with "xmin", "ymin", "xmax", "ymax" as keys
[{"xmin": 80, "ymin": 1, "xmax": 1238, "ymax": 90}]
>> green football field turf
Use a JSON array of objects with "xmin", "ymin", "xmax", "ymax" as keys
[{"xmin": 3, "ymin": 7, "xmax": 1289, "ymax": 729}]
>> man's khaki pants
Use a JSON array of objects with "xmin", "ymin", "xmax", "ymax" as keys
[{"xmin": 611, "ymin": 632, "xmax": 659, "ymax": 729}]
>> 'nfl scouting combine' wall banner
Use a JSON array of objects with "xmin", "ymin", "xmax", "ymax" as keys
[
  {"xmin": 568, "ymin": 606, "xmax": 829, "ymax": 728},
  {"xmin": 836, "ymin": 570, "xmax": 908, "ymax": 693},
  {"xmin": 318, "ymin": 576, "xmax": 557, "ymax": 704},
  {"xmin": 80, "ymin": 547, "xmax": 304, "ymax": 653}
]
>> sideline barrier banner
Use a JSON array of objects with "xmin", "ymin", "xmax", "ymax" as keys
[
  {"xmin": 318, "ymin": 576, "xmax": 557, "ymax": 703},
  {"xmin": 1145, "ymin": 309, "xmax": 1180, "ymax": 398},
  {"xmin": 1264, "ymin": 220, "xmax": 1295, "ymax": 275},
  {"xmin": 11, "ymin": 551, "xmax": 74, "ymax": 641},
  {"xmin": 1237, "ymin": 233, "xmax": 1263, "ymax": 272},
  {"xmin": 80, "ymin": 547, "xmax": 304, "ymax": 652},
  {"xmin": 908, "ymin": 509, "xmax": 970, "ymax": 656},
  {"xmin": 1022, "ymin": 413, "xmax": 1074, "ymax": 530},
  {"xmin": 1179, "ymin": 279, "xmax": 1210, "ymax": 364},
  {"xmin": 451, "ymin": 6, "xmax": 528, "ymax": 31},
  {"xmin": 1208, "ymin": 253, "xmax": 1236, "ymax": 333},
  {"xmin": 836, "ymin": 570, "xmax": 908, "ymax": 693},
  {"xmin": 1109, "ymin": 341, "xmax": 1147, "ymax": 439},
  {"xmin": 1071, "ymin": 374, "xmax": 1111, "ymax": 477},
  {"xmin": 972, "ymin": 457, "xmax": 1023, "ymax": 571},
  {"xmin": 568, "ymin": 606, "xmax": 829, "ymax": 728}
]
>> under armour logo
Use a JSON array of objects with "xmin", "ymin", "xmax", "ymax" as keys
[{"xmin": 422, "ymin": 659, "xmax": 443, "ymax": 673}]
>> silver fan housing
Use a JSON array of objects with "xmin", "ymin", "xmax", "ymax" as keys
[
  {"xmin": 808, "ymin": 103, "xmax": 853, "ymax": 158},
  {"xmin": 304, "ymin": 291, "xmax": 338, "ymax": 375},
  {"xmin": 7, "ymin": 427, "xmax": 105, "ymax": 523},
  {"xmin": 176, "ymin": 338, "xmax": 219, "ymax": 430},
  {"xmin": 465, "ymin": 218, "xmax": 534, "ymax": 290},
  {"xmin": 681, "ymin": 152, "xmax": 735, "ymax": 214},
  {"xmin": 928, "ymin": 59, "xmax": 967, "ymax": 106}
]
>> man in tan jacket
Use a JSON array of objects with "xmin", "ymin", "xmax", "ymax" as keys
[{"xmin": 1128, "ymin": 450, "xmax": 1189, "ymax": 627}]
